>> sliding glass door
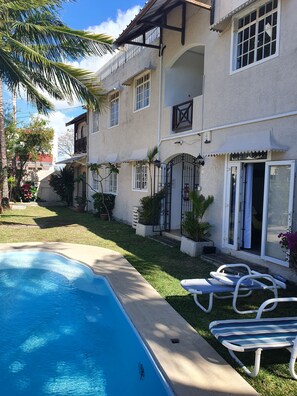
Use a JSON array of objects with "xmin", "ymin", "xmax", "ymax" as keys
[{"xmin": 261, "ymin": 161, "xmax": 295, "ymax": 265}]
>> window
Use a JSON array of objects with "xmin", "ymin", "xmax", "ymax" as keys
[
  {"xmin": 92, "ymin": 174, "xmax": 99, "ymax": 191},
  {"xmin": 233, "ymin": 0, "xmax": 279, "ymax": 71},
  {"xmin": 133, "ymin": 163, "xmax": 148, "ymax": 191},
  {"xmin": 134, "ymin": 72, "xmax": 150, "ymax": 111},
  {"xmin": 92, "ymin": 111, "xmax": 100, "ymax": 133},
  {"xmin": 104, "ymin": 167, "xmax": 118, "ymax": 194},
  {"xmin": 109, "ymin": 91, "xmax": 119, "ymax": 127}
]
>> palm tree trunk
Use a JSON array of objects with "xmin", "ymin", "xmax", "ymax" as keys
[
  {"xmin": 0, "ymin": 79, "xmax": 10, "ymax": 204},
  {"xmin": 12, "ymin": 87, "xmax": 17, "ymax": 123}
]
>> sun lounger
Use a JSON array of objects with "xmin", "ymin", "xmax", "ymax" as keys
[
  {"xmin": 209, "ymin": 297, "xmax": 297, "ymax": 379},
  {"xmin": 180, "ymin": 263, "xmax": 286, "ymax": 314}
]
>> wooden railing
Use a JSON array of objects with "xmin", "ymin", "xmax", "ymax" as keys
[
  {"xmin": 74, "ymin": 137, "xmax": 87, "ymax": 154},
  {"xmin": 172, "ymin": 100, "xmax": 193, "ymax": 132}
]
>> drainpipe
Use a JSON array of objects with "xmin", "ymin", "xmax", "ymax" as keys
[{"xmin": 157, "ymin": 44, "xmax": 164, "ymax": 161}]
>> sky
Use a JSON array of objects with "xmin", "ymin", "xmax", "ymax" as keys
[{"xmin": 9, "ymin": 0, "xmax": 146, "ymax": 159}]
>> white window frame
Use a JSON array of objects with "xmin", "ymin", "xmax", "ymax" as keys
[
  {"xmin": 109, "ymin": 91, "xmax": 119, "ymax": 128},
  {"xmin": 104, "ymin": 167, "xmax": 118, "ymax": 195},
  {"xmin": 132, "ymin": 162, "xmax": 148, "ymax": 191},
  {"xmin": 92, "ymin": 174, "xmax": 99, "ymax": 192},
  {"xmin": 231, "ymin": 0, "xmax": 280, "ymax": 73},
  {"xmin": 134, "ymin": 71, "xmax": 151, "ymax": 112},
  {"xmin": 92, "ymin": 111, "xmax": 100, "ymax": 133}
]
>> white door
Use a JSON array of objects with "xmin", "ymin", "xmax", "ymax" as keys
[
  {"xmin": 224, "ymin": 163, "xmax": 242, "ymax": 249},
  {"xmin": 261, "ymin": 161, "xmax": 296, "ymax": 265}
]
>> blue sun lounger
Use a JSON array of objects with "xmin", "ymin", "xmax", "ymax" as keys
[
  {"xmin": 180, "ymin": 264, "xmax": 286, "ymax": 314},
  {"xmin": 209, "ymin": 297, "xmax": 297, "ymax": 379}
]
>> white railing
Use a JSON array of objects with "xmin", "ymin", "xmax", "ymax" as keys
[{"xmin": 99, "ymin": 28, "xmax": 160, "ymax": 81}]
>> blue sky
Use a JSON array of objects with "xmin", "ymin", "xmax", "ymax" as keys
[
  {"xmin": 9, "ymin": 1, "xmax": 144, "ymax": 156},
  {"xmin": 60, "ymin": 0, "xmax": 143, "ymax": 30}
]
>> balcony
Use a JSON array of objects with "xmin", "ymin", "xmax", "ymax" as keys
[
  {"xmin": 172, "ymin": 100, "xmax": 193, "ymax": 133},
  {"xmin": 74, "ymin": 137, "xmax": 87, "ymax": 154}
]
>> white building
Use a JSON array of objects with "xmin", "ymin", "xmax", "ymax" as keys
[{"xmin": 87, "ymin": 0, "xmax": 297, "ymax": 277}]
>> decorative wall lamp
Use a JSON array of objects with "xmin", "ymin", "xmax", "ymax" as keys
[
  {"xmin": 153, "ymin": 159, "xmax": 161, "ymax": 168},
  {"xmin": 196, "ymin": 154, "xmax": 205, "ymax": 166}
]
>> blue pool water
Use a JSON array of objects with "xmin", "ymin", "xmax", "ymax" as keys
[{"xmin": 0, "ymin": 251, "xmax": 173, "ymax": 396}]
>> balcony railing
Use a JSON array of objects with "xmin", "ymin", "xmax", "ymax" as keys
[
  {"xmin": 74, "ymin": 137, "xmax": 87, "ymax": 154},
  {"xmin": 172, "ymin": 100, "xmax": 193, "ymax": 133},
  {"xmin": 99, "ymin": 28, "xmax": 160, "ymax": 81}
]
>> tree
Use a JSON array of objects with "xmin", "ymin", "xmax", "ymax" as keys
[
  {"xmin": 58, "ymin": 129, "xmax": 74, "ymax": 159},
  {"xmin": 88, "ymin": 163, "xmax": 119, "ymax": 221},
  {"xmin": 10, "ymin": 117, "xmax": 54, "ymax": 200},
  {"xmin": 0, "ymin": 0, "xmax": 113, "ymax": 203}
]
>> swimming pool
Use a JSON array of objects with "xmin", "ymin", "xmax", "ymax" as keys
[{"xmin": 0, "ymin": 251, "xmax": 173, "ymax": 396}]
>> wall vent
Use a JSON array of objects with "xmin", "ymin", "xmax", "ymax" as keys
[{"xmin": 132, "ymin": 206, "xmax": 140, "ymax": 228}]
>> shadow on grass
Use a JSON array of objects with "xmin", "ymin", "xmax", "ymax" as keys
[{"xmin": 34, "ymin": 207, "xmax": 214, "ymax": 282}]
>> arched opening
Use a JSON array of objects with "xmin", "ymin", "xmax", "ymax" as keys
[{"xmin": 164, "ymin": 46, "xmax": 205, "ymax": 133}]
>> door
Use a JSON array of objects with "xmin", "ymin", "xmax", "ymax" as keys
[
  {"xmin": 241, "ymin": 163, "xmax": 265, "ymax": 253},
  {"xmin": 225, "ymin": 163, "xmax": 241, "ymax": 249},
  {"xmin": 261, "ymin": 161, "xmax": 295, "ymax": 265}
]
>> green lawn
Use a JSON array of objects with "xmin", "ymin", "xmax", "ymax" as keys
[{"xmin": 1, "ymin": 204, "xmax": 297, "ymax": 395}]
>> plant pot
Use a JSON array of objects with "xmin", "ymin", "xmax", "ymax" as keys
[
  {"xmin": 100, "ymin": 213, "xmax": 109, "ymax": 221},
  {"xmin": 75, "ymin": 205, "xmax": 85, "ymax": 213},
  {"xmin": 180, "ymin": 236, "xmax": 214, "ymax": 257},
  {"xmin": 136, "ymin": 223, "xmax": 158, "ymax": 237}
]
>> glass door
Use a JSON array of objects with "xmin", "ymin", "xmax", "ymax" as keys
[
  {"xmin": 261, "ymin": 161, "xmax": 295, "ymax": 265},
  {"xmin": 225, "ymin": 163, "xmax": 241, "ymax": 249}
]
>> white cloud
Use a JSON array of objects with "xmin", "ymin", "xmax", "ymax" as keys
[{"xmin": 71, "ymin": 5, "xmax": 142, "ymax": 73}]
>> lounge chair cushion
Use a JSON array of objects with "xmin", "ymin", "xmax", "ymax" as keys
[{"xmin": 210, "ymin": 317, "xmax": 297, "ymax": 352}]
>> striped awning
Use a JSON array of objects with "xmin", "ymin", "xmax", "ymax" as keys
[{"xmin": 208, "ymin": 131, "xmax": 288, "ymax": 157}]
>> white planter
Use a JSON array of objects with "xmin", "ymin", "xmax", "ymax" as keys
[
  {"xmin": 180, "ymin": 236, "xmax": 213, "ymax": 257},
  {"xmin": 136, "ymin": 223, "xmax": 158, "ymax": 237}
]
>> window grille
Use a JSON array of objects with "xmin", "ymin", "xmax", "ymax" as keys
[
  {"xmin": 234, "ymin": 0, "xmax": 278, "ymax": 70},
  {"xmin": 135, "ymin": 72, "xmax": 150, "ymax": 111}
]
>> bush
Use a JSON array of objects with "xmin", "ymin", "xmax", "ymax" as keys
[
  {"xmin": 139, "ymin": 190, "xmax": 165, "ymax": 225},
  {"xmin": 20, "ymin": 183, "xmax": 37, "ymax": 202},
  {"xmin": 92, "ymin": 193, "xmax": 115, "ymax": 217},
  {"xmin": 182, "ymin": 191, "xmax": 214, "ymax": 241},
  {"xmin": 49, "ymin": 167, "xmax": 74, "ymax": 206}
]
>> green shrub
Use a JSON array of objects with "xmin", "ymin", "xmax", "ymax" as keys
[
  {"xmin": 139, "ymin": 190, "xmax": 165, "ymax": 225},
  {"xmin": 49, "ymin": 167, "xmax": 74, "ymax": 206},
  {"xmin": 92, "ymin": 193, "xmax": 115, "ymax": 217}
]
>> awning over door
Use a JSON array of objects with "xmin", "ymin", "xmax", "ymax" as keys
[
  {"xmin": 103, "ymin": 153, "xmax": 118, "ymax": 164},
  {"xmin": 208, "ymin": 131, "xmax": 288, "ymax": 156}
]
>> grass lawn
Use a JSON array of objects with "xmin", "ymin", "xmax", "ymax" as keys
[{"xmin": 1, "ymin": 204, "xmax": 297, "ymax": 395}]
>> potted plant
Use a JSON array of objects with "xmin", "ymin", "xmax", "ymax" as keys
[
  {"xmin": 92, "ymin": 192, "xmax": 115, "ymax": 220},
  {"xmin": 74, "ymin": 195, "xmax": 88, "ymax": 212},
  {"xmin": 180, "ymin": 191, "xmax": 214, "ymax": 257},
  {"xmin": 136, "ymin": 189, "xmax": 164, "ymax": 237}
]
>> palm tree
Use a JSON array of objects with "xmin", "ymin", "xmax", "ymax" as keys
[{"xmin": 0, "ymin": 0, "xmax": 114, "ymax": 206}]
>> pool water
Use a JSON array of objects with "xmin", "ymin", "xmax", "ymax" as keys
[{"xmin": 0, "ymin": 251, "xmax": 172, "ymax": 396}]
